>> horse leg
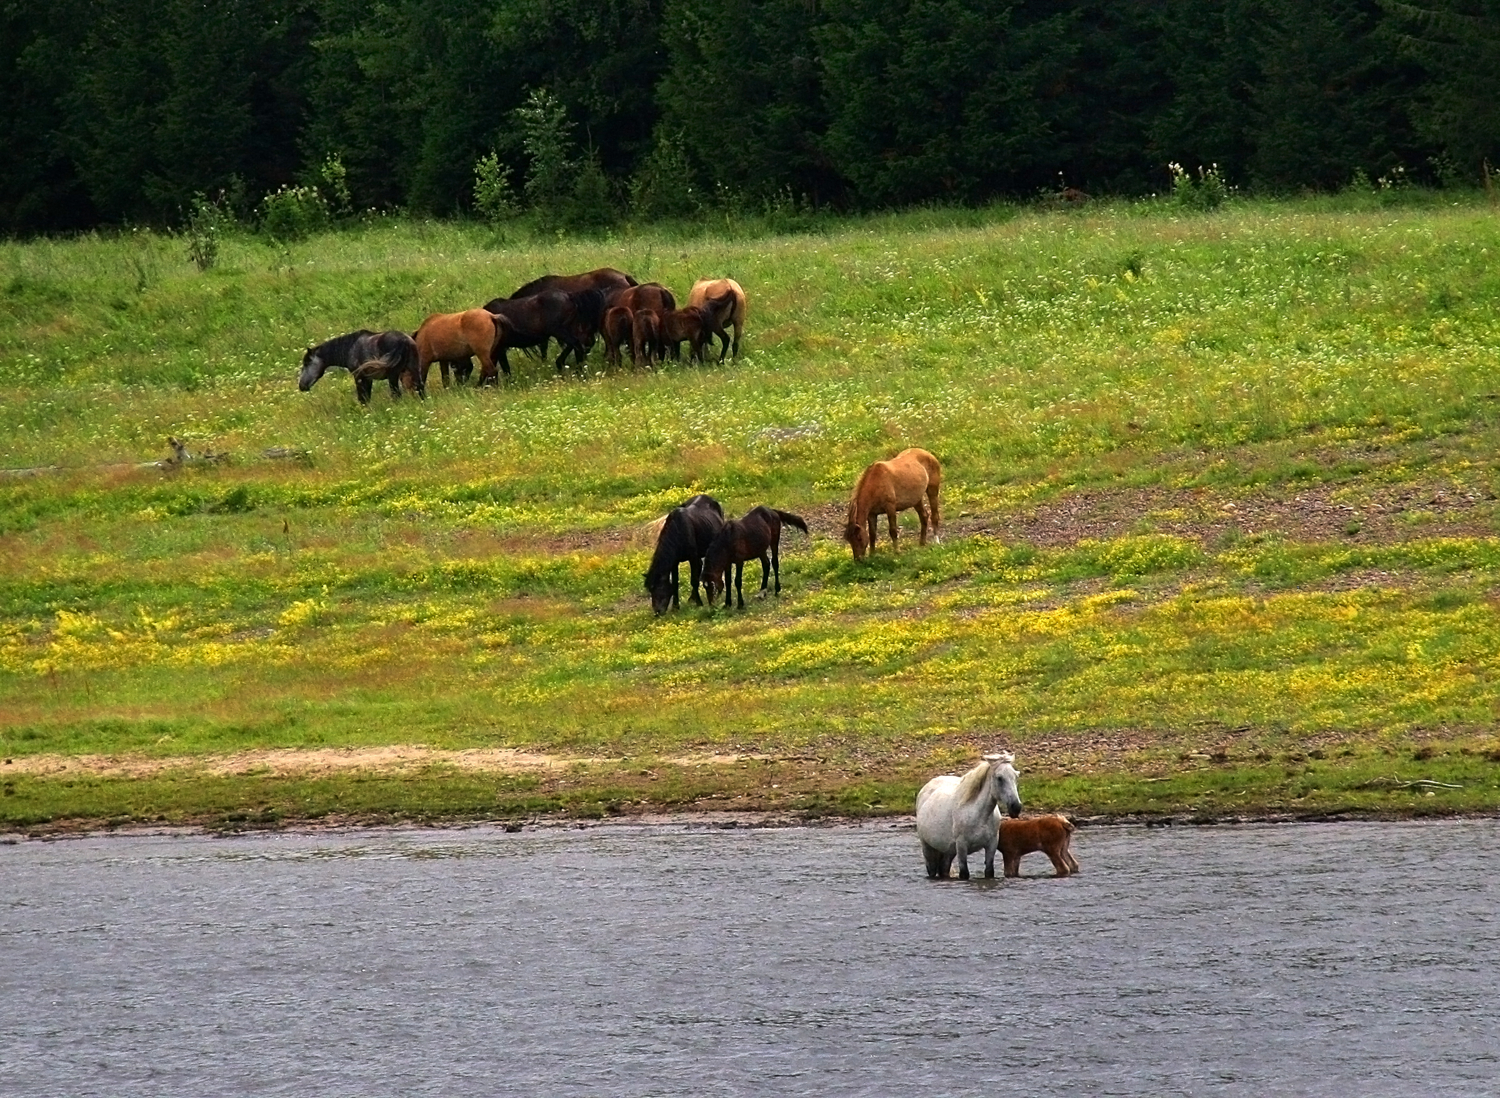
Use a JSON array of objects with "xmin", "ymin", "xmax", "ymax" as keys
[
  {"xmin": 757, "ymin": 552, "xmax": 771, "ymax": 598},
  {"xmin": 885, "ymin": 507, "xmax": 900, "ymax": 552},
  {"xmin": 867, "ymin": 515, "xmax": 879, "ymax": 556},
  {"xmin": 732, "ymin": 561, "xmax": 744, "ymax": 609},
  {"xmin": 916, "ymin": 500, "xmax": 930, "ymax": 546},
  {"xmin": 983, "ymin": 837, "xmax": 997, "ymax": 879},
  {"xmin": 921, "ymin": 842, "xmax": 946, "ymax": 879},
  {"xmin": 388, "ymin": 374, "xmax": 403, "ymax": 399},
  {"xmin": 1047, "ymin": 849, "xmax": 1071, "ymax": 877},
  {"xmin": 688, "ymin": 557, "xmax": 704, "ymax": 606},
  {"xmin": 954, "ymin": 840, "xmax": 971, "ymax": 881},
  {"xmin": 928, "ymin": 485, "xmax": 942, "ymax": 543},
  {"xmin": 355, "ymin": 376, "xmax": 373, "ymax": 405},
  {"xmin": 1003, "ymin": 852, "xmax": 1021, "ymax": 878}
]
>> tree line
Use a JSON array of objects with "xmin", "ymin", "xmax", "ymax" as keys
[{"xmin": 2, "ymin": 0, "xmax": 1497, "ymax": 235}]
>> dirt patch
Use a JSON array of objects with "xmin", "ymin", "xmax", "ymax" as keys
[
  {"xmin": 966, "ymin": 480, "xmax": 1498, "ymax": 550},
  {"xmin": 0, "ymin": 746, "xmax": 772, "ymax": 780}
]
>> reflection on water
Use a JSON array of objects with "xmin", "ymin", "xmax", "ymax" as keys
[{"xmin": 3, "ymin": 819, "xmax": 1498, "ymax": 1097}]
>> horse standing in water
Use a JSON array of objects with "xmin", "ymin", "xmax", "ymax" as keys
[
  {"xmin": 298, "ymin": 330, "xmax": 424, "ymax": 404},
  {"xmin": 844, "ymin": 447, "xmax": 942, "ymax": 560},
  {"xmin": 702, "ymin": 506, "xmax": 809, "ymax": 609},
  {"xmin": 643, "ymin": 495, "xmax": 726, "ymax": 614},
  {"xmin": 915, "ymin": 753, "xmax": 1023, "ymax": 880}
]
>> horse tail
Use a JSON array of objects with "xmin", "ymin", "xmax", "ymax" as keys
[{"xmin": 773, "ymin": 510, "xmax": 809, "ymax": 535}]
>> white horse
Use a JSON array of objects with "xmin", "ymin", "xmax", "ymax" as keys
[{"xmin": 915, "ymin": 753, "xmax": 1023, "ymax": 879}]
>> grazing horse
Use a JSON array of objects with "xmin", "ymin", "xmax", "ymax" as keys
[
  {"xmin": 659, "ymin": 298, "xmax": 731, "ymax": 364},
  {"xmin": 508, "ymin": 267, "xmax": 636, "ymax": 300},
  {"xmin": 631, "ymin": 308, "xmax": 664, "ymax": 368},
  {"xmin": 643, "ymin": 494, "xmax": 726, "ymax": 615},
  {"xmin": 844, "ymin": 447, "xmax": 942, "ymax": 560},
  {"xmin": 607, "ymin": 282, "xmax": 677, "ymax": 315},
  {"xmin": 916, "ymin": 753, "xmax": 1024, "ymax": 880},
  {"xmin": 413, "ymin": 308, "xmax": 502, "ymax": 387},
  {"xmin": 298, "ymin": 330, "xmax": 424, "ymax": 405},
  {"xmin": 601, "ymin": 306, "xmax": 634, "ymax": 369},
  {"xmin": 483, "ymin": 290, "xmax": 595, "ymax": 374},
  {"xmin": 688, "ymin": 278, "xmax": 747, "ymax": 361},
  {"xmin": 702, "ymin": 506, "xmax": 809, "ymax": 609},
  {"xmin": 999, "ymin": 815, "xmax": 1080, "ymax": 878}
]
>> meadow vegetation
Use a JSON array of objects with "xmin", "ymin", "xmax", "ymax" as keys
[{"xmin": 3, "ymin": 193, "xmax": 1500, "ymax": 831}]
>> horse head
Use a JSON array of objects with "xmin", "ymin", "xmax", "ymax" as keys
[
  {"xmin": 298, "ymin": 348, "xmax": 327, "ymax": 391},
  {"xmin": 644, "ymin": 569, "xmax": 675, "ymax": 615},
  {"xmin": 844, "ymin": 521, "xmax": 868, "ymax": 560},
  {"xmin": 984, "ymin": 752, "xmax": 1023, "ymax": 818}
]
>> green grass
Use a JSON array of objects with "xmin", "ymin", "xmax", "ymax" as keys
[{"xmin": 4, "ymin": 195, "xmax": 1500, "ymax": 830}]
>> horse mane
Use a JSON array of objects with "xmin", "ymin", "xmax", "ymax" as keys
[
  {"xmin": 311, "ymin": 329, "xmax": 374, "ymax": 367},
  {"xmin": 845, "ymin": 462, "xmax": 882, "ymax": 525},
  {"xmin": 955, "ymin": 752, "xmax": 1015, "ymax": 806}
]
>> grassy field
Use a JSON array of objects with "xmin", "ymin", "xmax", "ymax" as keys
[{"xmin": 3, "ymin": 194, "xmax": 1500, "ymax": 832}]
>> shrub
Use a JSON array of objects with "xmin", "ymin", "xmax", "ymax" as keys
[
  {"xmin": 1168, "ymin": 162, "xmax": 1230, "ymax": 212},
  {"xmin": 473, "ymin": 151, "xmax": 519, "ymax": 224},
  {"xmin": 183, "ymin": 192, "xmax": 233, "ymax": 271},
  {"xmin": 260, "ymin": 184, "xmax": 330, "ymax": 241}
]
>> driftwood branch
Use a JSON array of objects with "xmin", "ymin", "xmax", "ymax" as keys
[{"xmin": 1357, "ymin": 776, "xmax": 1463, "ymax": 791}]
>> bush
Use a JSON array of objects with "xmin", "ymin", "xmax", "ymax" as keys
[
  {"xmin": 473, "ymin": 151, "xmax": 519, "ymax": 224},
  {"xmin": 1168, "ymin": 162, "xmax": 1230, "ymax": 212},
  {"xmin": 183, "ymin": 192, "xmax": 233, "ymax": 271}
]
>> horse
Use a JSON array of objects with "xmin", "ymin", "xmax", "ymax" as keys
[
  {"xmin": 643, "ymin": 494, "xmax": 726, "ymax": 615},
  {"xmin": 998, "ymin": 815, "xmax": 1079, "ymax": 878},
  {"xmin": 483, "ymin": 290, "xmax": 596, "ymax": 374},
  {"xmin": 631, "ymin": 308, "xmax": 664, "ymax": 368},
  {"xmin": 298, "ymin": 330, "xmax": 424, "ymax": 405},
  {"xmin": 601, "ymin": 305, "xmax": 634, "ymax": 370},
  {"xmin": 688, "ymin": 278, "xmax": 747, "ymax": 361},
  {"xmin": 413, "ymin": 308, "xmax": 502, "ymax": 387},
  {"xmin": 702, "ymin": 506, "xmax": 809, "ymax": 609},
  {"xmin": 844, "ymin": 447, "xmax": 942, "ymax": 560},
  {"xmin": 607, "ymin": 282, "xmax": 677, "ymax": 315},
  {"xmin": 659, "ymin": 298, "xmax": 731, "ymax": 364},
  {"xmin": 508, "ymin": 267, "xmax": 636, "ymax": 300},
  {"xmin": 915, "ymin": 753, "xmax": 1023, "ymax": 880}
]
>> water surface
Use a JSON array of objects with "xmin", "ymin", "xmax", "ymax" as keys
[{"xmin": 3, "ymin": 819, "xmax": 1497, "ymax": 1097}]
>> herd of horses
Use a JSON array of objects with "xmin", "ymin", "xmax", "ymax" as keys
[{"xmin": 297, "ymin": 267, "xmax": 748, "ymax": 403}]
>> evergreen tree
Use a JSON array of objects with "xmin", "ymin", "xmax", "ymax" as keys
[
  {"xmin": 1382, "ymin": 0, "xmax": 1500, "ymax": 173},
  {"xmin": 817, "ymin": 0, "xmax": 1076, "ymax": 206}
]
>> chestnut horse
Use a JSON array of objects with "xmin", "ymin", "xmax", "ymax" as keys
[
  {"xmin": 608, "ymin": 282, "xmax": 676, "ymax": 315},
  {"xmin": 631, "ymin": 308, "xmax": 664, "ymax": 368},
  {"xmin": 999, "ymin": 815, "xmax": 1080, "ymax": 878},
  {"xmin": 702, "ymin": 505, "xmax": 809, "ymax": 609},
  {"xmin": 688, "ymin": 278, "xmax": 746, "ymax": 361},
  {"xmin": 843, "ymin": 447, "xmax": 942, "ymax": 560},
  {"xmin": 413, "ymin": 308, "xmax": 502, "ymax": 387},
  {"xmin": 660, "ymin": 297, "xmax": 731, "ymax": 364}
]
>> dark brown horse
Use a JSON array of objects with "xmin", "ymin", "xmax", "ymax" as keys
[
  {"xmin": 601, "ymin": 305, "xmax": 634, "ymax": 370},
  {"xmin": 483, "ymin": 290, "xmax": 599, "ymax": 375},
  {"xmin": 298, "ymin": 330, "xmax": 423, "ymax": 404},
  {"xmin": 703, "ymin": 506, "xmax": 809, "ymax": 609},
  {"xmin": 508, "ymin": 267, "xmax": 636, "ymax": 300},
  {"xmin": 643, "ymin": 494, "xmax": 726, "ymax": 614}
]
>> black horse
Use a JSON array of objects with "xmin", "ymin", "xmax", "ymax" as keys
[
  {"xmin": 298, "ymin": 330, "xmax": 424, "ymax": 404},
  {"xmin": 702, "ymin": 506, "xmax": 810, "ymax": 609},
  {"xmin": 643, "ymin": 494, "xmax": 726, "ymax": 615},
  {"xmin": 483, "ymin": 289, "xmax": 606, "ymax": 375}
]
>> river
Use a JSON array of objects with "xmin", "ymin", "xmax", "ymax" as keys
[{"xmin": 3, "ymin": 818, "xmax": 1497, "ymax": 1097}]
